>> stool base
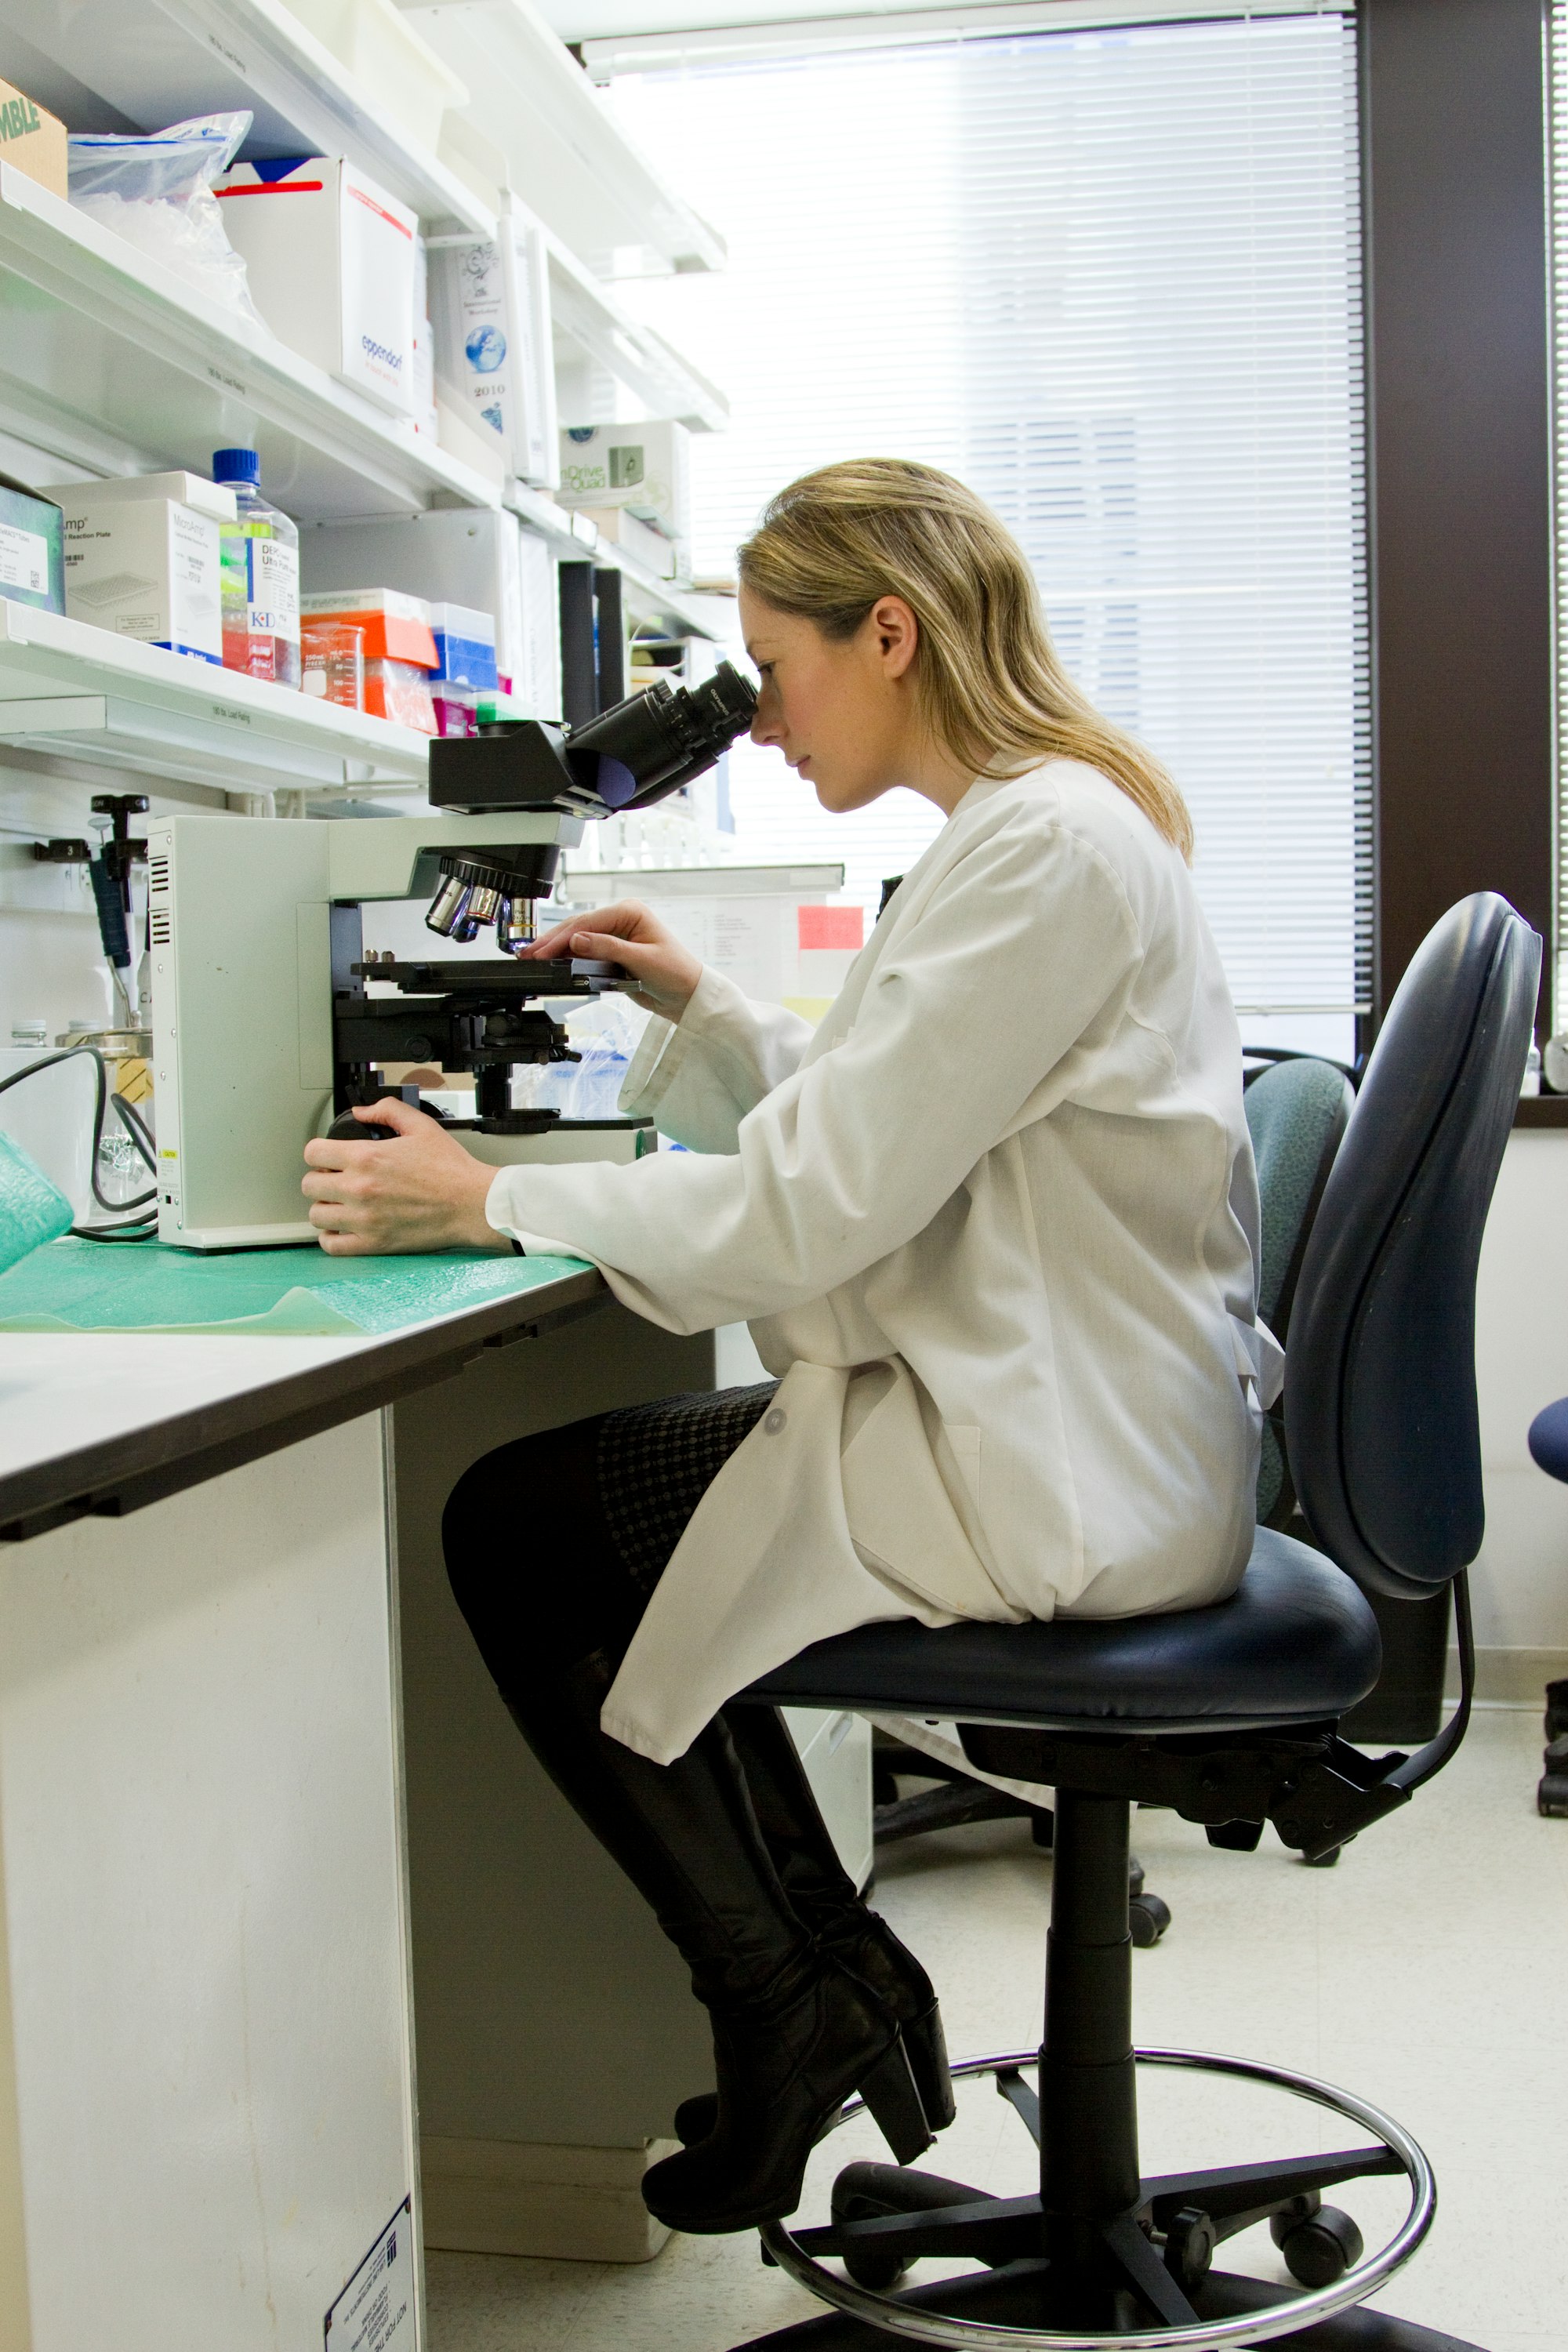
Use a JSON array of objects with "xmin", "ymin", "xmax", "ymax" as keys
[{"xmin": 734, "ymin": 2048, "xmax": 1450, "ymax": 2352}]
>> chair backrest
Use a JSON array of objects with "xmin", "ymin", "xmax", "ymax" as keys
[
  {"xmin": 1286, "ymin": 894, "xmax": 1539, "ymax": 1599},
  {"xmin": 1244, "ymin": 1058, "xmax": 1355, "ymax": 1337},
  {"xmin": 1244, "ymin": 1058, "xmax": 1355, "ymax": 1526}
]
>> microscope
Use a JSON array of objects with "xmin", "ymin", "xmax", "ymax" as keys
[{"xmin": 147, "ymin": 665, "xmax": 756, "ymax": 1249}]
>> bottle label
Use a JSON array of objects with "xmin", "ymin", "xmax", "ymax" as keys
[{"xmin": 247, "ymin": 537, "xmax": 299, "ymax": 644}]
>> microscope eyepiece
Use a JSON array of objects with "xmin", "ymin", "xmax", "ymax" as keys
[
  {"xmin": 423, "ymin": 661, "xmax": 757, "ymax": 942},
  {"xmin": 568, "ymin": 661, "xmax": 757, "ymax": 809}
]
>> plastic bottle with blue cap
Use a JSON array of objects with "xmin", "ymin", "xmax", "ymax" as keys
[{"xmin": 212, "ymin": 448, "xmax": 299, "ymax": 689}]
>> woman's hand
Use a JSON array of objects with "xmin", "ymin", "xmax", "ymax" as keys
[
  {"xmin": 524, "ymin": 898, "xmax": 701, "ymax": 1022},
  {"xmin": 302, "ymin": 1098, "xmax": 506, "ymax": 1256}
]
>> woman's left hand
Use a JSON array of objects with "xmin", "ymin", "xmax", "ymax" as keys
[{"xmin": 302, "ymin": 1098, "xmax": 507, "ymax": 1256}]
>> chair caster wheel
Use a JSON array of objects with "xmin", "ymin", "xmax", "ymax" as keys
[
  {"xmin": 830, "ymin": 2172, "xmax": 913, "ymax": 2292},
  {"xmin": 1273, "ymin": 2202, "xmax": 1363, "ymax": 2286},
  {"xmin": 842, "ymin": 2241, "xmax": 913, "ymax": 2292},
  {"xmin": 1163, "ymin": 2205, "xmax": 1215, "ymax": 2291},
  {"xmin": 1129, "ymin": 1893, "xmax": 1171, "ymax": 1947},
  {"xmin": 1301, "ymin": 1844, "xmax": 1342, "ymax": 1867}
]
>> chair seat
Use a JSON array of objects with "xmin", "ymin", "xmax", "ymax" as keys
[
  {"xmin": 741, "ymin": 1526, "xmax": 1381, "ymax": 1735},
  {"xmin": 1528, "ymin": 1396, "xmax": 1568, "ymax": 1483}
]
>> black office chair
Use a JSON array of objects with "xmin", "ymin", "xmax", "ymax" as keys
[{"xmin": 731, "ymin": 892, "xmax": 1537, "ymax": 2352}]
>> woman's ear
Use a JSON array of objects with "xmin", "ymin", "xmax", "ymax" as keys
[{"xmin": 869, "ymin": 594, "xmax": 920, "ymax": 681}]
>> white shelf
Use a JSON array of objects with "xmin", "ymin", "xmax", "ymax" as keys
[
  {"xmin": 402, "ymin": 0, "xmax": 725, "ymax": 276},
  {"xmin": 503, "ymin": 482, "xmax": 731, "ymax": 641},
  {"xmin": 0, "ymin": 603, "xmax": 433, "ymax": 794},
  {"xmin": 0, "ymin": 0, "xmax": 494, "ymax": 235},
  {"xmin": 0, "ymin": 163, "xmax": 499, "ymax": 521},
  {"xmin": 545, "ymin": 231, "xmax": 728, "ymax": 432}
]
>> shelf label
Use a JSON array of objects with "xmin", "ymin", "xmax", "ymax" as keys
[
  {"xmin": 324, "ymin": 2198, "xmax": 416, "ymax": 2352},
  {"xmin": 205, "ymin": 363, "xmax": 249, "ymax": 399},
  {"xmin": 201, "ymin": 32, "xmax": 249, "ymax": 77}
]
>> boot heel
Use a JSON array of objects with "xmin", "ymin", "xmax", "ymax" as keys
[
  {"xmin": 858, "ymin": 2033, "xmax": 935, "ymax": 2165},
  {"xmin": 906, "ymin": 2000, "xmax": 957, "ymax": 2132}
]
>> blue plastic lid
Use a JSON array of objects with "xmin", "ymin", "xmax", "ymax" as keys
[{"xmin": 212, "ymin": 448, "xmax": 261, "ymax": 485}]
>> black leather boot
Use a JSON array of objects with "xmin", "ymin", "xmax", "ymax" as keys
[
  {"xmin": 642, "ymin": 1953, "xmax": 932, "ymax": 2234},
  {"xmin": 493, "ymin": 1647, "xmax": 934, "ymax": 2230},
  {"xmin": 673, "ymin": 1704, "xmax": 956, "ymax": 2147}
]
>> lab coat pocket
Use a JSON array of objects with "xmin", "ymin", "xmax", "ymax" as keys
[{"xmin": 946, "ymin": 1424, "xmax": 983, "ymax": 1510}]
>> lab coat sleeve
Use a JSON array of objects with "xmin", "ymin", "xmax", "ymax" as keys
[
  {"xmin": 484, "ymin": 818, "xmax": 1142, "ymax": 1332},
  {"xmin": 615, "ymin": 962, "xmax": 819, "ymax": 1154}
]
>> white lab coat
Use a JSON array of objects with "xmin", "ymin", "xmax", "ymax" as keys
[{"xmin": 485, "ymin": 760, "xmax": 1275, "ymax": 1765}]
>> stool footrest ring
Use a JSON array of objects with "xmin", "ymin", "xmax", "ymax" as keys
[{"xmin": 755, "ymin": 2046, "xmax": 1438, "ymax": 2351}]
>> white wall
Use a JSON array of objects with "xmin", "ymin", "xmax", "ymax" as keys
[{"xmin": 1469, "ymin": 1128, "xmax": 1568, "ymax": 1688}]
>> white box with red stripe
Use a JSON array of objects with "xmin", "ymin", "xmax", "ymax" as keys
[{"xmin": 216, "ymin": 156, "xmax": 417, "ymax": 418}]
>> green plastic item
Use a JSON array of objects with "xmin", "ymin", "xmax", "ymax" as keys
[
  {"xmin": 0, "ymin": 1132, "xmax": 73, "ymax": 1276},
  {"xmin": 0, "ymin": 1236, "xmax": 592, "ymax": 1338},
  {"xmin": 0, "ymin": 471, "xmax": 66, "ymax": 615}
]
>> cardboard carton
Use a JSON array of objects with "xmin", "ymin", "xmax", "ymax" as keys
[{"xmin": 0, "ymin": 81, "xmax": 67, "ymax": 200}]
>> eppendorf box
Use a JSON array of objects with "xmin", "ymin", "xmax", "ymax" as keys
[
  {"xmin": 216, "ymin": 157, "xmax": 417, "ymax": 416},
  {"xmin": 43, "ymin": 472, "xmax": 235, "ymax": 663}
]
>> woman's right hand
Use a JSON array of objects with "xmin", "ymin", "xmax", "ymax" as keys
[{"xmin": 524, "ymin": 898, "xmax": 702, "ymax": 1023}]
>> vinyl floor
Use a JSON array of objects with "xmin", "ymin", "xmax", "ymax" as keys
[{"xmin": 427, "ymin": 1704, "xmax": 1564, "ymax": 2352}]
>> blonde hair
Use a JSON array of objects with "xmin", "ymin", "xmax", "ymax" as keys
[{"xmin": 738, "ymin": 459, "xmax": 1192, "ymax": 860}]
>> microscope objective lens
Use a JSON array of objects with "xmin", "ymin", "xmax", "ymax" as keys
[{"xmin": 426, "ymin": 875, "xmax": 470, "ymax": 937}]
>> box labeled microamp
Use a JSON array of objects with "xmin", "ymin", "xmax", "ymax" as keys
[
  {"xmin": 43, "ymin": 473, "xmax": 235, "ymax": 662},
  {"xmin": 216, "ymin": 157, "xmax": 417, "ymax": 416}
]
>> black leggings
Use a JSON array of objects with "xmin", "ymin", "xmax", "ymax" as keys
[
  {"xmin": 442, "ymin": 1382, "xmax": 778, "ymax": 1691},
  {"xmin": 441, "ymin": 1383, "xmax": 871, "ymax": 2028}
]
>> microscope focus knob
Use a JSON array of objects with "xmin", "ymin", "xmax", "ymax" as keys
[
  {"xmin": 328, "ymin": 1112, "xmax": 397, "ymax": 1142},
  {"xmin": 327, "ymin": 1101, "xmax": 451, "ymax": 1145}
]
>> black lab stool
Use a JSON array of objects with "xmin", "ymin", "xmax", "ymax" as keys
[{"xmin": 731, "ymin": 894, "xmax": 1537, "ymax": 2352}]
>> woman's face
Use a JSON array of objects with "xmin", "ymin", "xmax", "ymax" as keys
[{"xmin": 739, "ymin": 587, "xmax": 922, "ymax": 814}]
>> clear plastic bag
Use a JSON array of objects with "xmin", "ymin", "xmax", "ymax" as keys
[
  {"xmin": 533, "ymin": 993, "xmax": 650, "ymax": 1119},
  {"xmin": 67, "ymin": 113, "xmax": 262, "ymax": 322}
]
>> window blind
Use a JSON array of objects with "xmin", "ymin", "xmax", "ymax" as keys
[
  {"xmin": 1548, "ymin": 1, "xmax": 1568, "ymax": 1034},
  {"xmin": 609, "ymin": 5, "xmax": 1370, "ymax": 1054}
]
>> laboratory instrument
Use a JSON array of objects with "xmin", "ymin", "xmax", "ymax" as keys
[{"xmin": 147, "ymin": 662, "xmax": 757, "ymax": 1247}]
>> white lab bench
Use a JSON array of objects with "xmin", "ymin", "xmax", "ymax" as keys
[{"xmin": 0, "ymin": 1271, "xmax": 871, "ymax": 2352}]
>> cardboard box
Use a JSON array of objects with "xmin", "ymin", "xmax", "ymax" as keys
[
  {"xmin": 428, "ymin": 601, "xmax": 497, "ymax": 691},
  {"xmin": 557, "ymin": 421, "xmax": 691, "ymax": 549},
  {"xmin": 428, "ymin": 214, "xmax": 557, "ymax": 487},
  {"xmin": 216, "ymin": 158, "xmax": 417, "ymax": 416},
  {"xmin": 0, "ymin": 473, "xmax": 64, "ymax": 615},
  {"xmin": 579, "ymin": 504, "xmax": 681, "ymax": 582},
  {"xmin": 299, "ymin": 587, "xmax": 437, "ymax": 667},
  {"xmin": 43, "ymin": 474, "xmax": 235, "ymax": 662},
  {"xmin": 0, "ymin": 80, "xmax": 67, "ymax": 201}
]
